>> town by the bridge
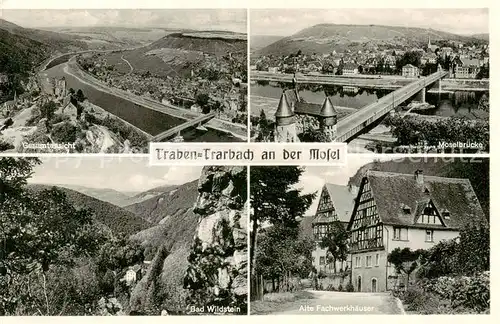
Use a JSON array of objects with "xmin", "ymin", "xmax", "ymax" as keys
[{"xmin": 250, "ymin": 34, "xmax": 489, "ymax": 153}]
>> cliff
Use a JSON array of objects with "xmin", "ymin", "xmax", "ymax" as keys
[
  {"xmin": 183, "ymin": 166, "xmax": 248, "ymax": 314},
  {"xmin": 128, "ymin": 166, "xmax": 247, "ymax": 315}
]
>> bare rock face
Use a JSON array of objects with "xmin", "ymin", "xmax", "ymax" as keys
[{"xmin": 184, "ymin": 166, "xmax": 247, "ymax": 314}]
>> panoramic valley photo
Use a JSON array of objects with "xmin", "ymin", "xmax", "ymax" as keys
[
  {"xmin": 0, "ymin": 158, "xmax": 248, "ymax": 315},
  {"xmin": 250, "ymin": 157, "xmax": 489, "ymax": 314},
  {"xmin": 0, "ymin": 9, "xmax": 248, "ymax": 153},
  {"xmin": 250, "ymin": 9, "xmax": 489, "ymax": 153}
]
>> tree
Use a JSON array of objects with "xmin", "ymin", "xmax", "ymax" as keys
[
  {"xmin": 0, "ymin": 158, "xmax": 106, "ymax": 315},
  {"xmin": 455, "ymin": 223, "xmax": 489, "ymax": 275},
  {"xmin": 396, "ymin": 51, "xmax": 423, "ymax": 72},
  {"xmin": 477, "ymin": 65, "xmax": 489, "ymax": 79},
  {"xmin": 299, "ymin": 129, "xmax": 330, "ymax": 142},
  {"xmin": 40, "ymin": 101, "xmax": 57, "ymax": 120},
  {"xmin": 195, "ymin": 93, "xmax": 209, "ymax": 109},
  {"xmin": 51, "ymin": 121, "xmax": 77, "ymax": 143},
  {"xmin": 255, "ymin": 224, "xmax": 315, "ymax": 291},
  {"xmin": 319, "ymin": 220, "xmax": 349, "ymax": 273},
  {"xmin": 387, "ymin": 247, "xmax": 424, "ymax": 290},
  {"xmin": 75, "ymin": 89, "xmax": 85, "ymax": 102},
  {"xmin": 250, "ymin": 167, "xmax": 316, "ymax": 277},
  {"xmin": 417, "ymin": 239, "xmax": 458, "ymax": 279}
]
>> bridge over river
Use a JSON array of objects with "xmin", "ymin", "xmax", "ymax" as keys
[
  {"xmin": 39, "ymin": 52, "xmax": 247, "ymax": 142},
  {"xmin": 251, "ymin": 71, "xmax": 488, "ymax": 92},
  {"xmin": 335, "ymin": 70, "xmax": 448, "ymax": 142},
  {"xmin": 152, "ymin": 112, "xmax": 216, "ymax": 141}
]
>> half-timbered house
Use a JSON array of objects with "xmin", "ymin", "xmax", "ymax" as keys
[
  {"xmin": 311, "ymin": 183, "xmax": 356, "ymax": 274},
  {"xmin": 347, "ymin": 170, "xmax": 487, "ymax": 292}
]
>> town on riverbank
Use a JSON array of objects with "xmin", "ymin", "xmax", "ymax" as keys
[
  {"xmin": 0, "ymin": 9, "xmax": 248, "ymax": 152},
  {"xmin": 249, "ymin": 9, "xmax": 489, "ymax": 152}
]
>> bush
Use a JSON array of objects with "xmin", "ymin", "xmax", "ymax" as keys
[
  {"xmin": 338, "ymin": 284, "xmax": 343, "ymax": 291},
  {"xmin": 317, "ymin": 270, "xmax": 327, "ymax": 279},
  {"xmin": 51, "ymin": 121, "xmax": 77, "ymax": 143},
  {"xmin": 345, "ymin": 281, "xmax": 354, "ymax": 292},
  {"xmin": 0, "ymin": 140, "xmax": 14, "ymax": 151},
  {"xmin": 40, "ymin": 101, "xmax": 57, "ymax": 120},
  {"xmin": 385, "ymin": 114, "xmax": 489, "ymax": 151},
  {"xmin": 326, "ymin": 284, "xmax": 336, "ymax": 291},
  {"xmin": 425, "ymin": 272, "xmax": 489, "ymax": 312},
  {"xmin": 400, "ymin": 286, "xmax": 442, "ymax": 314},
  {"xmin": 51, "ymin": 114, "xmax": 71, "ymax": 125}
]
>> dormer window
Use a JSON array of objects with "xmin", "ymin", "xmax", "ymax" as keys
[
  {"xmin": 400, "ymin": 203, "xmax": 411, "ymax": 214},
  {"xmin": 416, "ymin": 201, "xmax": 444, "ymax": 225},
  {"xmin": 442, "ymin": 209, "xmax": 450, "ymax": 219},
  {"xmin": 423, "ymin": 187, "xmax": 430, "ymax": 194}
]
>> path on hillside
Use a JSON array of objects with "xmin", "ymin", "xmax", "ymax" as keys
[
  {"xmin": 121, "ymin": 55, "xmax": 134, "ymax": 74},
  {"xmin": 275, "ymin": 290, "xmax": 405, "ymax": 315}
]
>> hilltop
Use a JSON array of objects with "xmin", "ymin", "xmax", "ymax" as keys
[
  {"xmin": 0, "ymin": 18, "xmax": 87, "ymax": 52},
  {"xmin": 0, "ymin": 18, "xmax": 88, "ymax": 103},
  {"xmin": 27, "ymin": 184, "xmax": 152, "ymax": 236},
  {"xmin": 124, "ymin": 184, "xmax": 181, "ymax": 206},
  {"xmin": 101, "ymin": 31, "xmax": 247, "ymax": 77},
  {"xmin": 257, "ymin": 23, "xmax": 487, "ymax": 56},
  {"xmin": 149, "ymin": 31, "xmax": 247, "ymax": 56},
  {"xmin": 55, "ymin": 184, "xmax": 136, "ymax": 207},
  {"xmin": 124, "ymin": 179, "xmax": 198, "ymax": 224}
]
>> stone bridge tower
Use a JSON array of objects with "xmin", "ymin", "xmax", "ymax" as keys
[
  {"xmin": 275, "ymin": 92, "xmax": 298, "ymax": 142},
  {"xmin": 318, "ymin": 97, "xmax": 338, "ymax": 141}
]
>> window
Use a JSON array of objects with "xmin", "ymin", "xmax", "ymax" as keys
[
  {"xmin": 417, "ymin": 202, "xmax": 443, "ymax": 225},
  {"xmin": 393, "ymin": 227, "xmax": 408, "ymax": 240},
  {"xmin": 375, "ymin": 254, "xmax": 380, "ymax": 267},
  {"xmin": 366, "ymin": 255, "xmax": 372, "ymax": 267},
  {"xmin": 426, "ymin": 230, "xmax": 434, "ymax": 242},
  {"xmin": 355, "ymin": 256, "xmax": 361, "ymax": 268},
  {"xmin": 320, "ymin": 256, "xmax": 325, "ymax": 265}
]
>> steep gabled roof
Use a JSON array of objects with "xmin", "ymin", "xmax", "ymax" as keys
[
  {"xmin": 313, "ymin": 183, "xmax": 356, "ymax": 224},
  {"xmin": 284, "ymin": 89, "xmax": 300, "ymax": 109},
  {"xmin": 364, "ymin": 170, "xmax": 486, "ymax": 229},
  {"xmin": 294, "ymin": 101, "xmax": 322, "ymax": 116}
]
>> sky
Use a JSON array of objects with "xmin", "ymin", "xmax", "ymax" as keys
[
  {"xmin": 250, "ymin": 8, "xmax": 489, "ymax": 36},
  {"xmin": 0, "ymin": 9, "xmax": 247, "ymax": 33},
  {"xmin": 298, "ymin": 155, "xmax": 395, "ymax": 216},
  {"xmin": 28, "ymin": 157, "xmax": 203, "ymax": 193}
]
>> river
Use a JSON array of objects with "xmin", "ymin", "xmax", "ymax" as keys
[
  {"xmin": 252, "ymin": 82, "xmax": 487, "ymax": 118},
  {"xmin": 42, "ymin": 60, "xmax": 240, "ymax": 142}
]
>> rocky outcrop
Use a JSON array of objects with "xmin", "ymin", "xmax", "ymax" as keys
[
  {"xmin": 96, "ymin": 297, "xmax": 125, "ymax": 316},
  {"xmin": 183, "ymin": 166, "xmax": 247, "ymax": 314}
]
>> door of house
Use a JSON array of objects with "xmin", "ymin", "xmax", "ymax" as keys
[
  {"xmin": 371, "ymin": 278, "xmax": 377, "ymax": 292},
  {"xmin": 357, "ymin": 276, "xmax": 362, "ymax": 292}
]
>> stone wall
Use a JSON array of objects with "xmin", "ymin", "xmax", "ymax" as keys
[{"xmin": 183, "ymin": 166, "xmax": 248, "ymax": 314}]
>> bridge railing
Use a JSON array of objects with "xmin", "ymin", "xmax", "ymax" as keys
[{"xmin": 336, "ymin": 71, "xmax": 447, "ymax": 141}]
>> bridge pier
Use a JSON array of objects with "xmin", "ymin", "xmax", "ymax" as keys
[{"xmin": 416, "ymin": 87, "xmax": 426, "ymax": 103}]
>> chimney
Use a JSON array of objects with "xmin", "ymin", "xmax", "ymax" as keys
[{"xmin": 414, "ymin": 170, "xmax": 424, "ymax": 185}]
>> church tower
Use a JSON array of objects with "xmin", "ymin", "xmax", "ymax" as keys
[
  {"xmin": 318, "ymin": 96, "xmax": 338, "ymax": 141},
  {"xmin": 275, "ymin": 92, "xmax": 298, "ymax": 142}
]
